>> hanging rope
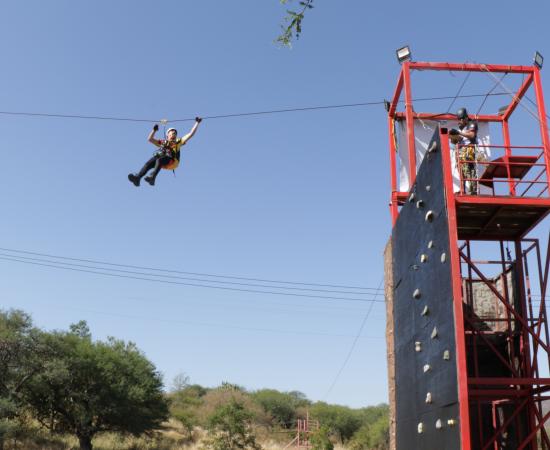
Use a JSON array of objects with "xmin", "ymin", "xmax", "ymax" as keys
[{"xmin": 446, "ymin": 71, "xmax": 472, "ymax": 114}]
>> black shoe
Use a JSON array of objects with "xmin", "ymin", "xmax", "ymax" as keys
[
  {"xmin": 144, "ymin": 175, "xmax": 155, "ymax": 186},
  {"xmin": 128, "ymin": 173, "xmax": 140, "ymax": 187}
]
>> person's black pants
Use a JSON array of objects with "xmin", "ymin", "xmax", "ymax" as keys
[{"xmin": 137, "ymin": 153, "xmax": 173, "ymax": 180}]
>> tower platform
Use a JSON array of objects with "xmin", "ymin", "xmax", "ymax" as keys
[{"xmin": 455, "ymin": 196, "xmax": 550, "ymax": 240}]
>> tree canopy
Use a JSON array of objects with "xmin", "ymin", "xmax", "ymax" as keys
[
  {"xmin": 251, "ymin": 389, "xmax": 309, "ymax": 428},
  {"xmin": 24, "ymin": 328, "xmax": 168, "ymax": 450},
  {"xmin": 0, "ymin": 310, "xmax": 47, "ymax": 449},
  {"xmin": 203, "ymin": 398, "xmax": 262, "ymax": 450}
]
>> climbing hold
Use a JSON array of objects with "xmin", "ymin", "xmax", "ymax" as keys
[
  {"xmin": 431, "ymin": 327, "xmax": 438, "ymax": 339},
  {"xmin": 428, "ymin": 240, "xmax": 434, "ymax": 249},
  {"xmin": 415, "ymin": 341, "xmax": 422, "ymax": 352},
  {"xmin": 417, "ymin": 423, "xmax": 424, "ymax": 434},
  {"xmin": 435, "ymin": 419, "xmax": 442, "ymax": 430},
  {"xmin": 413, "ymin": 288, "xmax": 421, "ymax": 299},
  {"xmin": 443, "ymin": 350, "xmax": 450, "ymax": 360},
  {"xmin": 416, "ymin": 200, "xmax": 424, "ymax": 209},
  {"xmin": 441, "ymin": 252, "xmax": 447, "ymax": 263},
  {"xmin": 420, "ymin": 254, "xmax": 428, "ymax": 263},
  {"xmin": 425, "ymin": 392, "xmax": 432, "ymax": 404},
  {"xmin": 447, "ymin": 419, "xmax": 457, "ymax": 427},
  {"xmin": 425, "ymin": 210, "xmax": 435, "ymax": 222},
  {"xmin": 409, "ymin": 192, "xmax": 416, "ymax": 202},
  {"xmin": 427, "ymin": 141, "xmax": 438, "ymax": 153},
  {"xmin": 411, "ymin": 264, "xmax": 420, "ymax": 271},
  {"xmin": 426, "ymin": 185, "xmax": 431, "ymax": 192},
  {"xmin": 421, "ymin": 305, "xmax": 429, "ymax": 316},
  {"xmin": 423, "ymin": 364, "xmax": 431, "ymax": 373}
]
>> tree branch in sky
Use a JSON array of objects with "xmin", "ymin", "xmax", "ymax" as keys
[{"xmin": 276, "ymin": 0, "xmax": 314, "ymax": 48}]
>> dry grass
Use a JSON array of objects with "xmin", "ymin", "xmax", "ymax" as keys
[{"xmin": 4, "ymin": 422, "xmax": 352, "ymax": 450}]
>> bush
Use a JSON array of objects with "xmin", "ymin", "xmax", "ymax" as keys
[
  {"xmin": 196, "ymin": 387, "xmax": 268, "ymax": 429},
  {"xmin": 348, "ymin": 406, "xmax": 389, "ymax": 450},
  {"xmin": 251, "ymin": 389, "xmax": 307, "ymax": 428},
  {"xmin": 169, "ymin": 384, "xmax": 208, "ymax": 439},
  {"xmin": 309, "ymin": 426, "xmax": 333, "ymax": 450},
  {"xmin": 309, "ymin": 403, "xmax": 362, "ymax": 443},
  {"xmin": 203, "ymin": 398, "xmax": 261, "ymax": 450}
]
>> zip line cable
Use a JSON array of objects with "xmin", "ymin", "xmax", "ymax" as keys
[
  {"xmin": 0, "ymin": 92, "xmax": 511, "ymax": 125},
  {"xmin": 0, "ymin": 111, "xmax": 158, "ymax": 123},
  {"xmin": 0, "ymin": 246, "xmax": 379, "ymax": 292},
  {"xmin": 0, "ymin": 256, "xmax": 384, "ymax": 304},
  {"xmin": 170, "ymin": 93, "xmax": 508, "ymax": 122},
  {"xmin": 323, "ymin": 277, "xmax": 384, "ymax": 400}
]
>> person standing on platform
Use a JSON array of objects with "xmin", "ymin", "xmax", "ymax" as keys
[{"xmin": 449, "ymin": 107, "xmax": 478, "ymax": 195}]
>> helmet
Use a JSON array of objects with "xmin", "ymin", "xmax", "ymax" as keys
[
  {"xmin": 166, "ymin": 128, "xmax": 177, "ymax": 135},
  {"xmin": 456, "ymin": 108, "xmax": 468, "ymax": 120}
]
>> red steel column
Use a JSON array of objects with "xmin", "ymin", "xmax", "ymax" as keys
[
  {"xmin": 388, "ymin": 115, "xmax": 399, "ymax": 224},
  {"xmin": 403, "ymin": 62, "xmax": 417, "ymax": 188},
  {"xmin": 532, "ymin": 67, "xmax": 550, "ymax": 194},
  {"xmin": 514, "ymin": 239, "xmax": 538, "ymax": 450},
  {"xmin": 502, "ymin": 120, "xmax": 515, "ymax": 196}
]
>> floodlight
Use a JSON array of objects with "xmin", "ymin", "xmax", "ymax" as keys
[
  {"xmin": 534, "ymin": 51, "xmax": 544, "ymax": 69},
  {"xmin": 396, "ymin": 46, "xmax": 412, "ymax": 64}
]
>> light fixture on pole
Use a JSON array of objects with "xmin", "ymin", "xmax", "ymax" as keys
[
  {"xmin": 534, "ymin": 51, "xmax": 544, "ymax": 69},
  {"xmin": 396, "ymin": 46, "xmax": 412, "ymax": 64}
]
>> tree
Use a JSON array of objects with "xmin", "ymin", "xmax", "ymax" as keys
[
  {"xmin": 0, "ymin": 310, "xmax": 45, "ymax": 450},
  {"xmin": 21, "ymin": 324, "xmax": 169, "ymax": 450},
  {"xmin": 203, "ymin": 398, "xmax": 262, "ymax": 450},
  {"xmin": 196, "ymin": 386, "xmax": 267, "ymax": 429},
  {"xmin": 347, "ymin": 405, "xmax": 389, "ymax": 450},
  {"xmin": 169, "ymin": 379, "xmax": 208, "ymax": 439},
  {"xmin": 349, "ymin": 420, "xmax": 389, "ymax": 450},
  {"xmin": 251, "ymin": 389, "xmax": 308, "ymax": 428},
  {"xmin": 310, "ymin": 402, "xmax": 362, "ymax": 443},
  {"xmin": 276, "ymin": 0, "xmax": 315, "ymax": 47},
  {"xmin": 171, "ymin": 372, "xmax": 191, "ymax": 392}
]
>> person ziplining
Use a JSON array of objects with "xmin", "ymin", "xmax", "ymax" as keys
[{"xmin": 128, "ymin": 117, "xmax": 202, "ymax": 186}]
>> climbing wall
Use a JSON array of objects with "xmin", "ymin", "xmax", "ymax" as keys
[{"xmin": 391, "ymin": 130, "xmax": 461, "ymax": 449}]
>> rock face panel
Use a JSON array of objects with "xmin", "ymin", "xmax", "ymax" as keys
[{"xmin": 390, "ymin": 130, "xmax": 461, "ymax": 449}]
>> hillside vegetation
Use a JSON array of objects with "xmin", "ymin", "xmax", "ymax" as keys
[{"xmin": 0, "ymin": 309, "xmax": 389, "ymax": 450}]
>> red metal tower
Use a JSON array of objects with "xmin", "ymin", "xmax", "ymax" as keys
[
  {"xmin": 386, "ymin": 61, "xmax": 550, "ymax": 449},
  {"xmin": 284, "ymin": 411, "xmax": 319, "ymax": 449}
]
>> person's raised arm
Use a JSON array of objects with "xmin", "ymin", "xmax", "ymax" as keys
[
  {"xmin": 148, "ymin": 124, "xmax": 162, "ymax": 146},
  {"xmin": 180, "ymin": 117, "xmax": 202, "ymax": 145}
]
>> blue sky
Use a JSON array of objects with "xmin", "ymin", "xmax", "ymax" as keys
[{"xmin": 1, "ymin": 0, "xmax": 549, "ymax": 408}]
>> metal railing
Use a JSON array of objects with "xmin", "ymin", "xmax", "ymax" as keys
[{"xmin": 455, "ymin": 144, "xmax": 549, "ymax": 198}]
